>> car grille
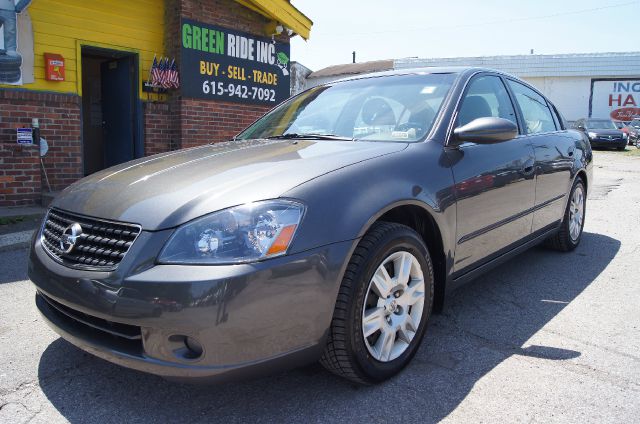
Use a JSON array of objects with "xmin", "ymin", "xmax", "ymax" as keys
[
  {"xmin": 596, "ymin": 135, "xmax": 622, "ymax": 141},
  {"xmin": 41, "ymin": 208, "xmax": 141, "ymax": 270}
]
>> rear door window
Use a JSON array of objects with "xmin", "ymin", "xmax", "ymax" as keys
[{"xmin": 507, "ymin": 80, "xmax": 557, "ymax": 134}]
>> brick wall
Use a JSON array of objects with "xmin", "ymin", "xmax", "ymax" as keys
[
  {"xmin": 0, "ymin": 143, "xmax": 40, "ymax": 207},
  {"xmin": 180, "ymin": 100, "xmax": 266, "ymax": 148},
  {"xmin": 0, "ymin": 90, "xmax": 82, "ymax": 206},
  {"xmin": 144, "ymin": 101, "xmax": 173, "ymax": 155}
]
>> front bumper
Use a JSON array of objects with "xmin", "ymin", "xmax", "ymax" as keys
[
  {"xmin": 29, "ymin": 231, "xmax": 353, "ymax": 383},
  {"xmin": 589, "ymin": 139, "xmax": 626, "ymax": 149}
]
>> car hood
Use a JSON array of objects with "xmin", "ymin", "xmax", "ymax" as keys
[{"xmin": 52, "ymin": 139, "xmax": 407, "ymax": 230}]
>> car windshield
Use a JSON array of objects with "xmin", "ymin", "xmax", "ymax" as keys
[
  {"xmin": 236, "ymin": 73, "xmax": 456, "ymax": 142},
  {"xmin": 586, "ymin": 119, "xmax": 617, "ymax": 130}
]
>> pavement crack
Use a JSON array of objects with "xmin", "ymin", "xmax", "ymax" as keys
[{"xmin": 0, "ymin": 380, "xmax": 38, "ymax": 397}]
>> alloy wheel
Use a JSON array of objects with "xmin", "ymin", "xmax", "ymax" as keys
[
  {"xmin": 569, "ymin": 184, "xmax": 585, "ymax": 242},
  {"xmin": 361, "ymin": 251, "xmax": 425, "ymax": 362}
]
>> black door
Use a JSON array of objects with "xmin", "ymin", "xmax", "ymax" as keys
[
  {"xmin": 505, "ymin": 79, "xmax": 574, "ymax": 233},
  {"xmin": 101, "ymin": 56, "xmax": 135, "ymax": 168},
  {"xmin": 447, "ymin": 75, "xmax": 536, "ymax": 274}
]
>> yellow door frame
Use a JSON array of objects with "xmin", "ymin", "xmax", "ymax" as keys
[{"xmin": 75, "ymin": 40, "xmax": 142, "ymax": 97}]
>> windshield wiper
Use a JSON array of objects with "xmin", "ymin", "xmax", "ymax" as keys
[{"xmin": 266, "ymin": 133, "xmax": 355, "ymax": 141}]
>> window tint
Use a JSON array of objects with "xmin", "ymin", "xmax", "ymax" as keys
[
  {"xmin": 507, "ymin": 80, "xmax": 557, "ymax": 134},
  {"xmin": 458, "ymin": 75, "xmax": 517, "ymax": 127}
]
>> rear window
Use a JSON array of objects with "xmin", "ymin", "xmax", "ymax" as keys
[{"xmin": 507, "ymin": 80, "xmax": 557, "ymax": 134}]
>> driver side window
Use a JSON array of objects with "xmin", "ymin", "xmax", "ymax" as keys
[{"xmin": 458, "ymin": 75, "xmax": 518, "ymax": 128}]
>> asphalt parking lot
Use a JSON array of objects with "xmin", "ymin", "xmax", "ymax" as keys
[{"xmin": 1, "ymin": 150, "xmax": 639, "ymax": 423}]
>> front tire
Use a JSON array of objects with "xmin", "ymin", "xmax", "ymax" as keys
[
  {"xmin": 320, "ymin": 222, "xmax": 434, "ymax": 384},
  {"xmin": 545, "ymin": 179, "xmax": 586, "ymax": 251}
]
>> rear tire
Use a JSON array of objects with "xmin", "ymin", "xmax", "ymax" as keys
[
  {"xmin": 545, "ymin": 179, "xmax": 586, "ymax": 251},
  {"xmin": 320, "ymin": 222, "xmax": 434, "ymax": 384}
]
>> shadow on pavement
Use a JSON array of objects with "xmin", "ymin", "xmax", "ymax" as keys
[{"xmin": 37, "ymin": 232, "xmax": 619, "ymax": 423}]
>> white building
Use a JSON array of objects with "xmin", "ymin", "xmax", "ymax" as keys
[{"xmin": 304, "ymin": 52, "xmax": 640, "ymax": 122}]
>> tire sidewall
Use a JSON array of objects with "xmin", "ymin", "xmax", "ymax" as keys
[
  {"xmin": 565, "ymin": 180, "xmax": 586, "ymax": 248},
  {"xmin": 347, "ymin": 228, "xmax": 434, "ymax": 382}
]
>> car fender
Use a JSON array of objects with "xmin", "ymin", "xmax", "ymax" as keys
[
  {"xmin": 561, "ymin": 130, "xmax": 593, "ymax": 214},
  {"xmin": 283, "ymin": 141, "xmax": 457, "ymax": 270}
]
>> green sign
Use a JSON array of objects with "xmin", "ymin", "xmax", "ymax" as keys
[{"xmin": 180, "ymin": 19, "xmax": 291, "ymax": 105}]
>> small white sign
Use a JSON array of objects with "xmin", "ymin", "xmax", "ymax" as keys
[{"xmin": 16, "ymin": 128, "xmax": 33, "ymax": 144}]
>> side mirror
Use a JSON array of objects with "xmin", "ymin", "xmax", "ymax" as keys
[
  {"xmin": 453, "ymin": 117, "xmax": 518, "ymax": 144},
  {"xmin": 576, "ymin": 125, "xmax": 585, "ymax": 131}
]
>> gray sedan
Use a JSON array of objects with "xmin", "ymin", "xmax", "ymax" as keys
[{"xmin": 29, "ymin": 67, "xmax": 592, "ymax": 384}]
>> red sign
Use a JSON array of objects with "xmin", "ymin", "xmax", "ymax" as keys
[
  {"xmin": 610, "ymin": 107, "xmax": 640, "ymax": 121},
  {"xmin": 44, "ymin": 53, "xmax": 65, "ymax": 81}
]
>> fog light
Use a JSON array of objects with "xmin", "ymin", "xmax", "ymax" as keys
[
  {"xmin": 168, "ymin": 335, "xmax": 204, "ymax": 361},
  {"xmin": 184, "ymin": 337, "xmax": 203, "ymax": 359}
]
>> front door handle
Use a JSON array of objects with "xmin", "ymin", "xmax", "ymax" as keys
[{"xmin": 521, "ymin": 159, "xmax": 535, "ymax": 176}]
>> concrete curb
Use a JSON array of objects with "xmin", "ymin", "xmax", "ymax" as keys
[
  {"xmin": 0, "ymin": 230, "xmax": 35, "ymax": 253},
  {"xmin": 0, "ymin": 206, "xmax": 46, "ymax": 219}
]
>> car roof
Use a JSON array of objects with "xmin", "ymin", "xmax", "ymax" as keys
[{"xmin": 332, "ymin": 66, "xmax": 512, "ymax": 83}]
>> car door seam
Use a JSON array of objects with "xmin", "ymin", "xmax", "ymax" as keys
[{"xmin": 457, "ymin": 193, "xmax": 564, "ymax": 245}]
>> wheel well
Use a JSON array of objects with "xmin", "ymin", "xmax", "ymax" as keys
[
  {"xmin": 377, "ymin": 205, "xmax": 447, "ymax": 313},
  {"xmin": 576, "ymin": 169, "xmax": 587, "ymax": 191}
]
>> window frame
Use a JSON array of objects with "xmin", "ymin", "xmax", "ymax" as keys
[{"xmin": 549, "ymin": 102, "xmax": 566, "ymax": 130}]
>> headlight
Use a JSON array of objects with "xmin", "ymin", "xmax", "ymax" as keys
[
  {"xmin": 623, "ymin": 133, "xmax": 628, "ymax": 139},
  {"xmin": 158, "ymin": 200, "xmax": 304, "ymax": 264},
  {"xmin": 587, "ymin": 132, "xmax": 597, "ymax": 139}
]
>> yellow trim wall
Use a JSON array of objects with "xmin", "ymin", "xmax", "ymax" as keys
[{"xmin": 0, "ymin": 0, "xmax": 165, "ymax": 96}]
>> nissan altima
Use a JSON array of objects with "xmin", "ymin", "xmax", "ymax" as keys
[
  {"xmin": 29, "ymin": 67, "xmax": 592, "ymax": 385},
  {"xmin": 574, "ymin": 118, "xmax": 627, "ymax": 150}
]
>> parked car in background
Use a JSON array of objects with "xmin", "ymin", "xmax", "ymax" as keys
[
  {"xmin": 573, "ymin": 118, "xmax": 627, "ymax": 150},
  {"xmin": 614, "ymin": 121, "xmax": 635, "ymax": 145},
  {"xmin": 29, "ymin": 67, "xmax": 592, "ymax": 385},
  {"xmin": 627, "ymin": 119, "xmax": 640, "ymax": 144}
]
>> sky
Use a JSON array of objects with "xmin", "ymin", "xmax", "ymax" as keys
[{"xmin": 290, "ymin": 0, "xmax": 640, "ymax": 71}]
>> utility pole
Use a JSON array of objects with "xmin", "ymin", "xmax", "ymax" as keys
[{"xmin": 352, "ymin": 51, "xmax": 356, "ymax": 63}]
